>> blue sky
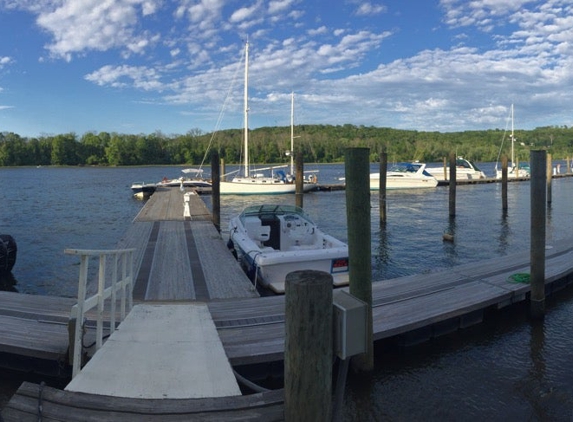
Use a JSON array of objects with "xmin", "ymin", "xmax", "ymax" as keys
[{"xmin": 0, "ymin": 0, "xmax": 571, "ymax": 137}]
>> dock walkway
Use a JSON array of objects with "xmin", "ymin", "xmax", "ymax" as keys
[{"xmin": 3, "ymin": 186, "xmax": 573, "ymax": 420}]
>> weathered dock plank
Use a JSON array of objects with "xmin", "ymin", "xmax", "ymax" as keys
[{"xmin": 2, "ymin": 382, "xmax": 284, "ymax": 421}]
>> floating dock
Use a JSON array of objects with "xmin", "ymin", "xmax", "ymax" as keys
[{"xmin": 2, "ymin": 185, "xmax": 573, "ymax": 420}]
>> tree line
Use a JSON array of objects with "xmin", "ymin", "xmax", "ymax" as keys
[{"xmin": 1, "ymin": 124, "xmax": 572, "ymax": 167}]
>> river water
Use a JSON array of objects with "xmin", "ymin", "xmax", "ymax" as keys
[{"xmin": 1, "ymin": 163, "xmax": 573, "ymax": 420}]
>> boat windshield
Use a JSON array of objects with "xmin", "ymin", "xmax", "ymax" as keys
[
  {"xmin": 240, "ymin": 204, "xmax": 307, "ymax": 219},
  {"xmin": 389, "ymin": 163, "xmax": 421, "ymax": 173}
]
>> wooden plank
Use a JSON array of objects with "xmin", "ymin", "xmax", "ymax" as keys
[
  {"xmin": 2, "ymin": 382, "xmax": 284, "ymax": 421},
  {"xmin": 145, "ymin": 221, "xmax": 194, "ymax": 300}
]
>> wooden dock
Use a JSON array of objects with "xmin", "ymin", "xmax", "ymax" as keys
[{"xmin": 3, "ymin": 185, "xmax": 573, "ymax": 420}]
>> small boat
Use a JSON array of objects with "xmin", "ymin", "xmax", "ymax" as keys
[
  {"xmin": 425, "ymin": 157, "xmax": 487, "ymax": 181},
  {"xmin": 369, "ymin": 162, "xmax": 438, "ymax": 190},
  {"xmin": 228, "ymin": 204, "xmax": 349, "ymax": 294},
  {"xmin": 158, "ymin": 168, "xmax": 212, "ymax": 189},
  {"xmin": 130, "ymin": 182, "xmax": 157, "ymax": 199},
  {"xmin": 131, "ymin": 168, "xmax": 211, "ymax": 199}
]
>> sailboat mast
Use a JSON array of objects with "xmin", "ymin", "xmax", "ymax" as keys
[
  {"xmin": 290, "ymin": 92, "xmax": 294, "ymax": 175},
  {"xmin": 243, "ymin": 42, "xmax": 249, "ymax": 178},
  {"xmin": 510, "ymin": 103, "xmax": 514, "ymax": 166}
]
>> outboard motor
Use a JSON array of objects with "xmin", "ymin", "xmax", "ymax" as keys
[{"xmin": 0, "ymin": 234, "xmax": 17, "ymax": 273}]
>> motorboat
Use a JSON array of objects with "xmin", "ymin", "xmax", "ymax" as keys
[
  {"xmin": 130, "ymin": 182, "xmax": 157, "ymax": 199},
  {"xmin": 131, "ymin": 168, "xmax": 211, "ymax": 199},
  {"xmin": 228, "ymin": 204, "xmax": 349, "ymax": 294},
  {"xmin": 425, "ymin": 157, "xmax": 487, "ymax": 181},
  {"xmin": 369, "ymin": 162, "xmax": 438, "ymax": 190},
  {"xmin": 495, "ymin": 104, "xmax": 530, "ymax": 179},
  {"xmin": 220, "ymin": 43, "xmax": 317, "ymax": 195},
  {"xmin": 158, "ymin": 168, "xmax": 212, "ymax": 190}
]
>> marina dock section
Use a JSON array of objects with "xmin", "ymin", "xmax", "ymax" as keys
[{"xmin": 2, "ymin": 185, "xmax": 573, "ymax": 420}]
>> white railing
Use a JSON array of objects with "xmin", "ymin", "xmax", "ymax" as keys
[{"xmin": 65, "ymin": 248, "xmax": 136, "ymax": 379}]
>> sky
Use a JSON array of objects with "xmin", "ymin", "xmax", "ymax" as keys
[{"xmin": 0, "ymin": 0, "xmax": 572, "ymax": 138}]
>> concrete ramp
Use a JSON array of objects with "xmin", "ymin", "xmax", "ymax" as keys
[{"xmin": 65, "ymin": 303, "xmax": 241, "ymax": 399}]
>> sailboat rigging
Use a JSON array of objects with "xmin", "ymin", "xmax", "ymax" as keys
[
  {"xmin": 219, "ymin": 42, "xmax": 317, "ymax": 195},
  {"xmin": 495, "ymin": 104, "xmax": 530, "ymax": 179}
]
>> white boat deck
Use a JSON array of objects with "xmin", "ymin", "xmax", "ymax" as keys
[{"xmin": 65, "ymin": 303, "xmax": 241, "ymax": 399}]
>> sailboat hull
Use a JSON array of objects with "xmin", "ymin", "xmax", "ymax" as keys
[{"xmin": 220, "ymin": 179, "xmax": 316, "ymax": 195}]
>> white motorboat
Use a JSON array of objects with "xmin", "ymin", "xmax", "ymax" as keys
[
  {"xmin": 220, "ymin": 43, "xmax": 317, "ymax": 195},
  {"xmin": 369, "ymin": 162, "xmax": 438, "ymax": 190},
  {"xmin": 495, "ymin": 104, "xmax": 530, "ymax": 179},
  {"xmin": 130, "ymin": 182, "xmax": 157, "ymax": 199},
  {"xmin": 131, "ymin": 168, "xmax": 211, "ymax": 198},
  {"xmin": 158, "ymin": 168, "xmax": 212, "ymax": 189},
  {"xmin": 228, "ymin": 204, "xmax": 349, "ymax": 294},
  {"xmin": 425, "ymin": 157, "xmax": 487, "ymax": 181}
]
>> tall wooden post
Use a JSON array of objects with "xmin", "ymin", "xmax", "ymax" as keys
[
  {"xmin": 285, "ymin": 270, "xmax": 333, "ymax": 422},
  {"xmin": 379, "ymin": 152, "xmax": 387, "ymax": 224},
  {"xmin": 344, "ymin": 147, "xmax": 373, "ymax": 371},
  {"xmin": 449, "ymin": 152, "xmax": 456, "ymax": 218},
  {"xmin": 442, "ymin": 156, "xmax": 447, "ymax": 181},
  {"xmin": 220, "ymin": 158, "xmax": 225, "ymax": 182},
  {"xmin": 211, "ymin": 152, "xmax": 220, "ymax": 232},
  {"xmin": 530, "ymin": 150, "xmax": 546, "ymax": 319},
  {"xmin": 295, "ymin": 152, "xmax": 304, "ymax": 208},
  {"xmin": 502, "ymin": 155, "xmax": 508, "ymax": 212},
  {"xmin": 546, "ymin": 153, "xmax": 552, "ymax": 206}
]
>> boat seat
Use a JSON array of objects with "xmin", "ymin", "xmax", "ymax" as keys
[{"xmin": 243, "ymin": 216, "xmax": 271, "ymax": 245}]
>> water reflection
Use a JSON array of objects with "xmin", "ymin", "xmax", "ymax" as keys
[
  {"xmin": 497, "ymin": 213, "xmax": 511, "ymax": 255},
  {"xmin": 441, "ymin": 217, "xmax": 457, "ymax": 265}
]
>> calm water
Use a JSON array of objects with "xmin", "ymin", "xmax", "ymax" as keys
[{"xmin": 1, "ymin": 163, "xmax": 573, "ymax": 420}]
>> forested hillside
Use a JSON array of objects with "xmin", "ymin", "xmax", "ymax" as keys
[{"xmin": 1, "ymin": 124, "xmax": 572, "ymax": 167}]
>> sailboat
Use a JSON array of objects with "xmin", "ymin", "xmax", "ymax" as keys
[
  {"xmin": 496, "ymin": 104, "xmax": 530, "ymax": 179},
  {"xmin": 220, "ymin": 43, "xmax": 316, "ymax": 195}
]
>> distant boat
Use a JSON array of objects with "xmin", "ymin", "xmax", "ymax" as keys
[
  {"xmin": 369, "ymin": 162, "xmax": 438, "ymax": 190},
  {"xmin": 220, "ymin": 43, "xmax": 316, "ymax": 195},
  {"xmin": 425, "ymin": 157, "xmax": 487, "ymax": 181},
  {"xmin": 130, "ymin": 168, "xmax": 211, "ymax": 199},
  {"xmin": 496, "ymin": 104, "xmax": 530, "ymax": 179},
  {"xmin": 228, "ymin": 204, "xmax": 349, "ymax": 294}
]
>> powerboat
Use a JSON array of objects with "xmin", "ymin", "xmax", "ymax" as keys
[
  {"xmin": 228, "ymin": 204, "xmax": 349, "ymax": 294},
  {"xmin": 130, "ymin": 182, "xmax": 157, "ymax": 199},
  {"xmin": 425, "ymin": 157, "xmax": 487, "ymax": 181},
  {"xmin": 370, "ymin": 162, "xmax": 438, "ymax": 190},
  {"xmin": 131, "ymin": 168, "xmax": 211, "ymax": 198}
]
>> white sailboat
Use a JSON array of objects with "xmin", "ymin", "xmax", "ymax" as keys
[
  {"xmin": 496, "ymin": 104, "xmax": 530, "ymax": 179},
  {"xmin": 220, "ymin": 43, "xmax": 315, "ymax": 195}
]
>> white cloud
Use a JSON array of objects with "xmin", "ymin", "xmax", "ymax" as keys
[
  {"xmin": 13, "ymin": 0, "xmax": 162, "ymax": 60},
  {"xmin": 354, "ymin": 2, "xmax": 387, "ymax": 16},
  {"xmin": 85, "ymin": 65, "xmax": 164, "ymax": 91}
]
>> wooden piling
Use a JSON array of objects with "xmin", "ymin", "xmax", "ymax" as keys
[
  {"xmin": 344, "ymin": 147, "xmax": 373, "ymax": 372},
  {"xmin": 211, "ymin": 152, "xmax": 220, "ymax": 232},
  {"xmin": 284, "ymin": 270, "xmax": 333, "ymax": 422},
  {"xmin": 295, "ymin": 152, "xmax": 304, "ymax": 208},
  {"xmin": 442, "ymin": 156, "xmax": 447, "ymax": 181},
  {"xmin": 530, "ymin": 150, "xmax": 546, "ymax": 319},
  {"xmin": 379, "ymin": 152, "xmax": 387, "ymax": 224},
  {"xmin": 449, "ymin": 152, "xmax": 456, "ymax": 218},
  {"xmin": 220, "ymin": 158, "xmax": 225, "ymax": 182},
  {"xmin": 502, "ymin": 155, "xmax": 508, "ymax": 212},
  {"xmin": 546, "ymin": 153, "xmax": 552, "ymax": 206}
]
